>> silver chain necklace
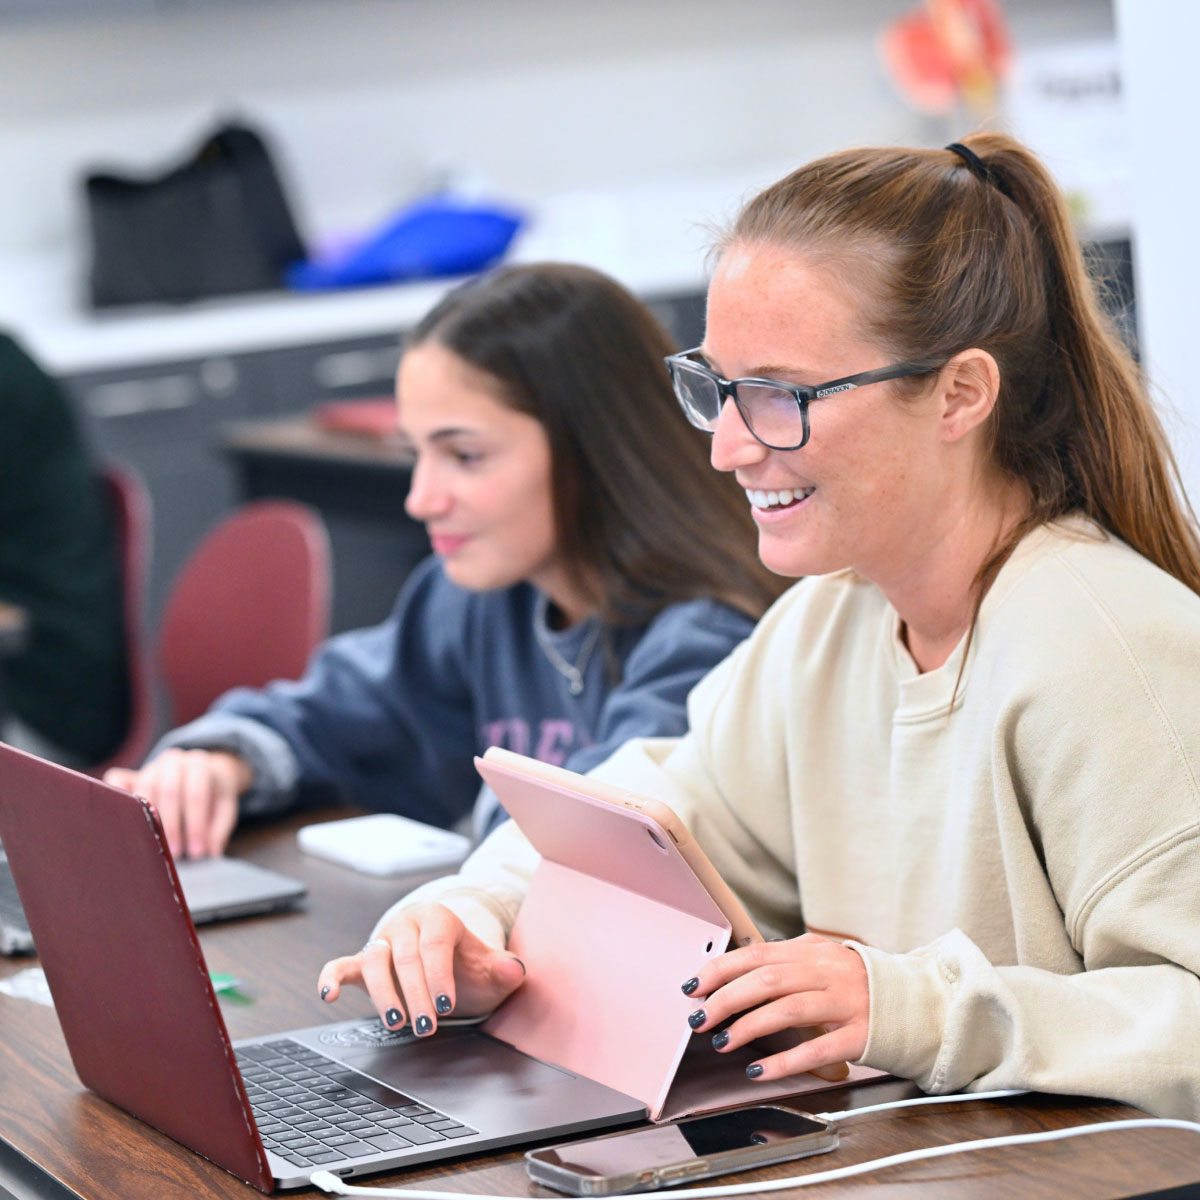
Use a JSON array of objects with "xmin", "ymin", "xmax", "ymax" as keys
[{"xmin": 534, "ymin": 596, "xmax": 603, "ymax": 696}]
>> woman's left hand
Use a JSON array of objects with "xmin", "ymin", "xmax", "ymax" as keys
[{"xmin": 682, "ymin": 932, "xmax": 869, "ymax": 1081}]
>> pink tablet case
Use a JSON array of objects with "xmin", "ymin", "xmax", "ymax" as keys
[{"xmin": 477, "ymin": 753, "xmax": 882, "ymax": 1121}]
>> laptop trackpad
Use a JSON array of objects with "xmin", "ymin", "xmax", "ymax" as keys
[{"xmin": 343, "ymin": 1030, "xmax": 572, "ymax": 1111}]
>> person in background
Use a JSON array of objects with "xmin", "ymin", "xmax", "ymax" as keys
[
  {"xmin": 106, "ymin": 263, "xmax": 785, "ymax": 860},
  {"xmin": 0, "ymin": 331, "xmax": 128, "ymax": 766},
  {"xmin": 320, "ymin": 135, "xmax": 1200, "ymax": 1121}
]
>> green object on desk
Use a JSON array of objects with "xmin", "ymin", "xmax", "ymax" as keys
[{"xmin": 209, "ymin": 971, "xmax": 253, "ymax": 1004}]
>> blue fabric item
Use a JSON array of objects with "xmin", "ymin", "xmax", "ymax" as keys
[
  {"xmin": 150, "ymin": 556, "xmax": 757, "ymax": 834},
  {"xmin": 286, "ymin": 196, "xmax": 523, "ymax": 291}
]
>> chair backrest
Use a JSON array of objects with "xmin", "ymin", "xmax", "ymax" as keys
[
  {"xmin": 158, "ymin": 500, "xmax": 331, "ymax": 727},
  {"xmin": 91, "ymin": 464, "xmax": 156, "ymax": 773}
]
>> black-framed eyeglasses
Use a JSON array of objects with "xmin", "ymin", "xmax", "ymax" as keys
[{"xmin": 664, "ymin": 348, "xmax": 939, "ymax": 451}]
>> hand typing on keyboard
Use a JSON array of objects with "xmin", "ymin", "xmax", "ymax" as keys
[
  {"xmin": 317, "ymin": 902, "xmax": 526, "ymax": 1038},
  {"xmin": 104, "ymin": 748, "xmax": 251, "ymax": 860}
]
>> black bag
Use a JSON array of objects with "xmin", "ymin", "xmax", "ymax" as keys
[{"xmin": 83, "ymin": 122, "xmax": 307, "ymax": 308}]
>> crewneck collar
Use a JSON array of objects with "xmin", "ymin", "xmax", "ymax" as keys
[{"xmin": 888, "ymin": 514, "xmax": 1103, "ymax": 722}]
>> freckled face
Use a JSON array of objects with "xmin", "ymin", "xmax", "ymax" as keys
[
  {"xmin": 397, "ymin": 342, "xmax": 560, "ymax": 595},
  {"xmin": 704, "ymin": 244, "xmax": 950, "ymax": 587}
]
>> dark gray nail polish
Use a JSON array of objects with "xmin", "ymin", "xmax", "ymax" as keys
[
  {"xmin": 711, "ymin": 1030, "xmax": 730, "ymax": 1050},
  {"xmin": 746, "ymin": 1063, "xmax": 764, "ymax": 1079},
  {"xmin": 415, "ymin": 1015, "xmax": 433, "ymax": 1035},
  {"xmin": 681, "ymin": 977, "xmax": 699, "ymax": 996},
  {"xmin": 384, "ymin": 1007, "xmax": 403, "ymax": 1027},
  {"xmin": 320, "ymin": 985, "xmax": 330, "ymax": 1000},
  {"xmin": 687, "ymin": 1009, "xmax": 706, "ymax": 1029},
  {"xmin": 436, "ymin": 994, "xmax": 452, "ymax": 1015}
]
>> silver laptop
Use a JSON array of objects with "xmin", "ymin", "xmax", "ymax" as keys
[
  {"xmin": 0, "ymin": 841, "xmax": 307, "ymax": 955},
  {"xmin": 0, "ymin": 742, "xmax": 646, "ymax": 1191}
]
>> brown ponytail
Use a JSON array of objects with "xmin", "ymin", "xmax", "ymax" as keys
[{"xmin": 721, "ymin": 132, "xmax": 1200, "ymax": 597}]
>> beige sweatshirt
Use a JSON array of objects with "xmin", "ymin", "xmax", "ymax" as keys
[{"xmin": 390, "ymin": 517, "xmax": 1200, "ymax": 1120}]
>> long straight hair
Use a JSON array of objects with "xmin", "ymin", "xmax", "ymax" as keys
[
  {"xmin": 407, "ymin": 263, "xmax": 785, "ymax": 622},
  {"xmin": 721, "ymin": 132, "xmax": 1200, "ymax": 600}
]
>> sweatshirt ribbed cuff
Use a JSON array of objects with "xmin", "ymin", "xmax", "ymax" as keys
[
  {"xmin": 148, "ymin": 712, "xmax": 299, "ymax": 816},
  {"xmin": 849, "ymin": 940, "xmax": 953, "ymax": 1088}
]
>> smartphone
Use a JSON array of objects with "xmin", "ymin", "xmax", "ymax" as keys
[{"xmin": 524, "ymin": 1106, "xmax": 838, "ymax": 1196}]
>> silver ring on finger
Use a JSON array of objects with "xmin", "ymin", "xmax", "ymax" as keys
[{"xmin": 360, "ymin": 937, "xmax": 391, "ymax": 955}]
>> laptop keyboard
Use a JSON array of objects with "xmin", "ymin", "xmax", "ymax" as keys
[{"xmin": 237, "ymin": 1038, "xmax": 478, "ymax": 1168}]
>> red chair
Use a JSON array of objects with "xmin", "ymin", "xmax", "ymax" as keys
[
  {"xmin": 157, "ymin": 501, "xmax": 331, "ymax": 727},
  {"xmin": 91, "ymin": 464, "xmax": 156, "ymax": 773}
]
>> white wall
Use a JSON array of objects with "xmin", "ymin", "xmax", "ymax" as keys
[
  {"xmin": 1114, "ymin": 0, "xmax": 1200, "ymax": 509},
  {"xmin": 0, "ymin": 0, "xmax": 1114, "ymax": 263}
]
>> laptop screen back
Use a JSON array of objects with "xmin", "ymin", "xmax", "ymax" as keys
[{"xmin": 0, "ymin": 743, "xmax": 273, "ymax": 1191}]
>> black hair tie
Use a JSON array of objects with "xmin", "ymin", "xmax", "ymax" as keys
[{"xmin": 945, "ymin": 142, "xmax": 1014, "ymax": 200}]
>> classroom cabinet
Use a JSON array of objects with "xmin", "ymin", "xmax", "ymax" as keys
[
  {"xmin": 261, "ymin": 335, "xmax": 402, "ymax": 412},
  {"xmin": 63, "ymin": 332, "xmax": 405, "ymax": 641}
]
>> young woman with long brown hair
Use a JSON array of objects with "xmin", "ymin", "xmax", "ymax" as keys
[
  {"xmin": 321, "ymin": 135, "xmax": 1200, "ymax": 1120},
  {"xmin": 107, "ymin": 263, "xmax": 782, "ymax": 859}
]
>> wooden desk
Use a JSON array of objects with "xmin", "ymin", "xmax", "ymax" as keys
[
  {"xmin": 223, "ymin": 415, "xmax": 415, "ymax": 483},
  {"xmin": 221, "ymin": 417, "xmax": 431, "ymax": 634},
  {"xmin": 2, "ymin": 812, "xmax": 1198, "ymax": 1200}
]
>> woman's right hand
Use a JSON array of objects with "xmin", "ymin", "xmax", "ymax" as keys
[
  {"xmin": 317, "ymin": 903, "xmax": 526, "ymax": 1035},
  {"xmin": 104, "ymin": 748, "xmax": 249, "ymax": 860}
]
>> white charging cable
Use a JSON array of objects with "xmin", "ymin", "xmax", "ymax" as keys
[
  {"xmin": 309, "ymin": 1091, "xmax": 1200, "ymax": 1198},
  {"xmin": 811, "ymin": 1086, "xmax": 1029, "ymax": 1122}
]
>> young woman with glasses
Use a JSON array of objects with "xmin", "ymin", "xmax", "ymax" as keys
[
  {"xmin": 319, "ymin": 135, "xmax": 1200, "ymax": 1121},
  {"xmin": 106, "ymin": 263, "xmax": 783, "ymax": 860}
]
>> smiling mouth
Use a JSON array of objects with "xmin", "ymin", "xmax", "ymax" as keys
[{"xmin": 745, "ymin": 487, "xmax": 815, "ymax": 511}]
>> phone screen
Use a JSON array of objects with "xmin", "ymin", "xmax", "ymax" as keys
[{"xmin": 533, "ymin": 1108, "xmax": 832, "ymax": 1178}]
